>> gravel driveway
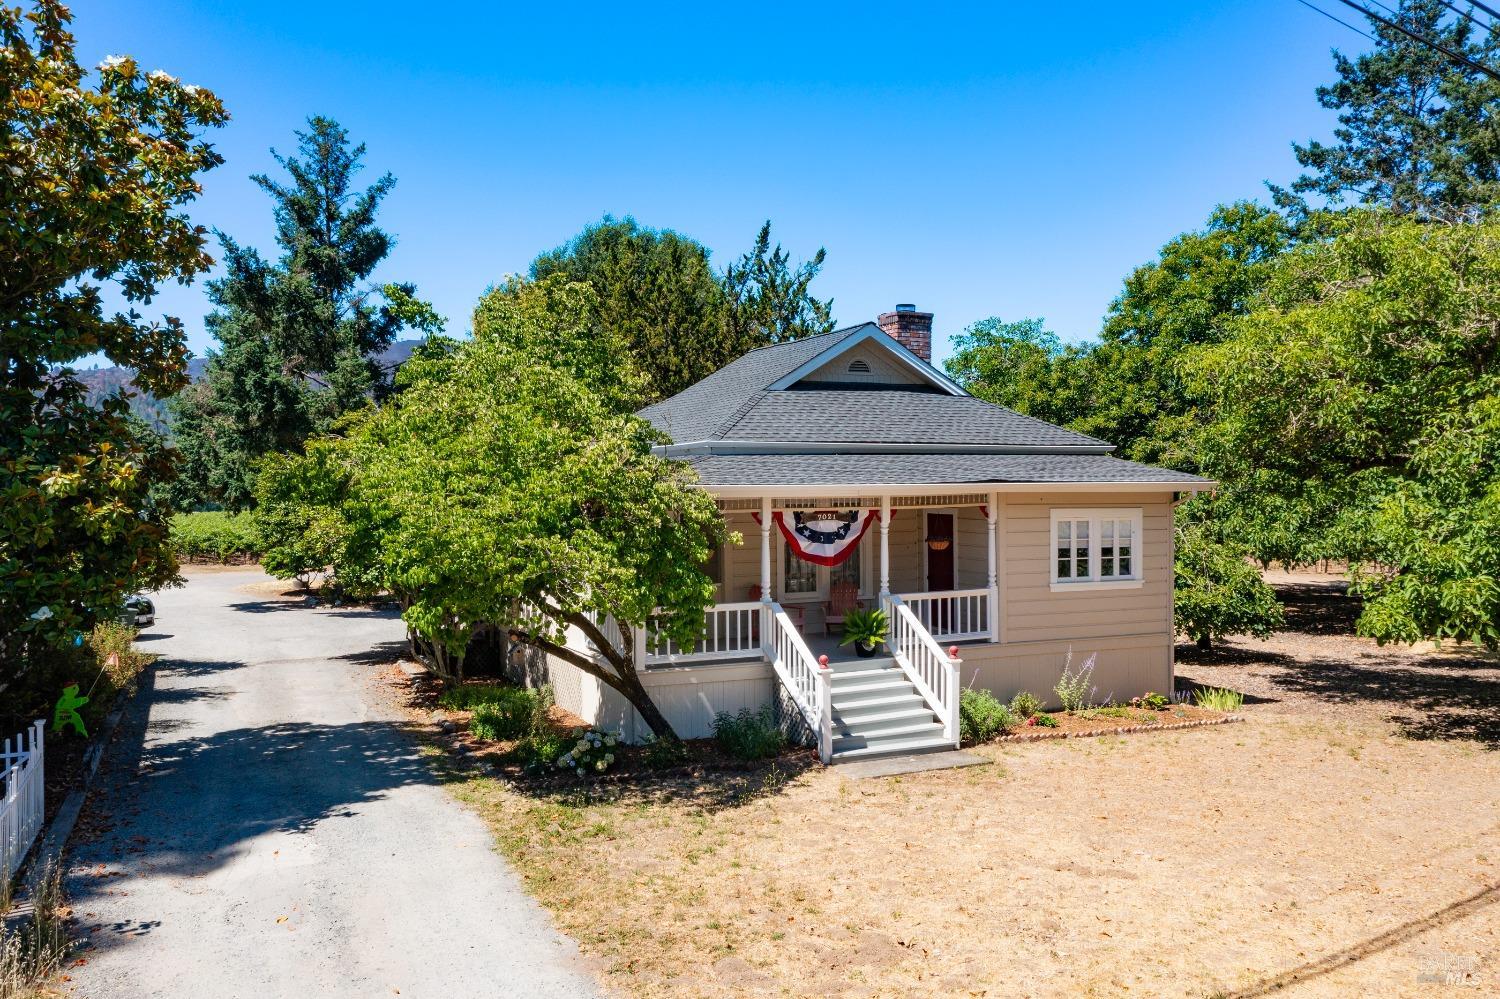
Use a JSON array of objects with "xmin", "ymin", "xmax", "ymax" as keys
[{"xmin": 64, "ymin": 567, "xmax": 601, "ymax": 999}]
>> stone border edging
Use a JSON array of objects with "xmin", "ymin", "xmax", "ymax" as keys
[{"xmin": 988, "ymin": 713, "xmax": 1244, "ymax": 745}]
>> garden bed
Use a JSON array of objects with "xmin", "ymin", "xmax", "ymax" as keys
[
  {"xmin": 988, "ymin": 704, "xmax": 1237, "ymax": 742},
  {"xmin": 386, "ymin": 667, "xmax": 813, "ymax": 789}
]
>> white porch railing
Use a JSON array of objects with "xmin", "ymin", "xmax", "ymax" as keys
[
  {"xmin": 883, "ymin": 595, "xmax": 960, "ymax": 747},
  {"xmin": 764, "ymin": 601, "xmax": 832, "ymax": 763},
  {"xmin": 645, "ymin": 601, "xmax": 762, "ymax": 665},
  {"xmin": 896, "ymin": 587, "xmax": 991, "ymax": 642},
  {"xmin": 1, "ymin": 720, "xmax": 46, "ymax": 880}
]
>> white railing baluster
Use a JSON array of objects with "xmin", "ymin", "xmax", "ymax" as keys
[
  {"xmin": 882, "ymin": 595, "xmax": 961, "ymax": 750},
  {"xmin": 893, "ymin": 588, "xmax": 990, "ymax": 642}
]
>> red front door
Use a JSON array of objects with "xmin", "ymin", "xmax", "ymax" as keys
[
  {"xmin": 926, "ymin": 513, "xmax": 955, "ymax": 591},
  {"xmin": 926, "ymin": 513, "xmax": 955, "ymax": 632}
]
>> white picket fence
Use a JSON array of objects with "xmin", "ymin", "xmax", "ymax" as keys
[{"xmin": 1, "ymin": 720, "xmax": 46, "ymax": 881}]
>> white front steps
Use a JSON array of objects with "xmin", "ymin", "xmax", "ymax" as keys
[{"xmin": 826, "ymin": 656, "xmax": 951, "ymax": 761}]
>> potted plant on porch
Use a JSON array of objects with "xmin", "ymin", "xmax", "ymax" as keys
[{"xmin": 839, "ymin": 607, "xmax": 890, "ymax": 658}]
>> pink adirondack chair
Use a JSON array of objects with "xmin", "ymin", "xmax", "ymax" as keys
[{"xmin": 823, "ymin": 579, "xmax": 862, "ymax": 636}]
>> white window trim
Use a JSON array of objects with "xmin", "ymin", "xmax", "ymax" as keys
[{"xmin": 1049, "ymin": 508, "xmax": 1144, "ymax": 593}]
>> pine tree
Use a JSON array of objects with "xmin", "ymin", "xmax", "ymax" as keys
[
  {"xmin": 1275, "ymin": 0, "xmax": 1500, "ymax": 220},
  {"xmin": 172, "ymin": 117, "xmax": 430, "ymax": 509},
  {"xmin": 722, "ymin": 221, "xmax": 834, "ymax": 354}
]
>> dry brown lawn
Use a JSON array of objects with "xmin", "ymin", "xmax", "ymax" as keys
[{"xmin": 393, "ymin": 575, "xmax": 1500, "ymax": 998}]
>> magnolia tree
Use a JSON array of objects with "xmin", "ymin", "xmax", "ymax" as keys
[
  {"xmin": 0, "ymin": 2, "xmax": 225, "ymax": 674},
  {"xmin": 257, "ymin": 278, "xmax": 730, "ymax": 740}
]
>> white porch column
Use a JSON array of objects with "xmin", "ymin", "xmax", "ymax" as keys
[
  {"xmin": 878, "ymin": 494, "xmax": 891, "ymax": 598},
  {"xmin": 987, "ymin": 490, "xmax": 1000, "ymax": 643},
  {"xmin": 759, "ymin": 495, "xmax": 773, "ymax": 601}
]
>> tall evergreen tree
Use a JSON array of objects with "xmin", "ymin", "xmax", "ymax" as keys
[
  {"xmin": 530, "ymin": 216, "xmax": 831, "ymax": 404},
  {"xmin": 1274, "ymin": 0, "xmax": 1500, "ymax": 220},
  {"xmin": 172, "ymin": 117, "xmax": 429, "ymax": 509},
  {"xmin": 722, "ymin": 220, "xmax": 834, "ymax": 353}
]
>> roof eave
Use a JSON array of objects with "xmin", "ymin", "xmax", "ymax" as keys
[
  {"xmin": 698, "ymin": 480, "xmax": 1217, "ymax": 498},
  {"xmin": 656, "ymin": 440, "xmax": 1118, "ymax": 457}
]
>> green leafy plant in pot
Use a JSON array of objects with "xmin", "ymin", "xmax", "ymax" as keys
[{"xmin": 839, "ymin": 607, "xmax": 889, "ymax": 658}]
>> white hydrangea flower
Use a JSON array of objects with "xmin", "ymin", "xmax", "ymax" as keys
[{"xmin": 594, "ymin": 760, "xmax": 605, "ymax": 771}]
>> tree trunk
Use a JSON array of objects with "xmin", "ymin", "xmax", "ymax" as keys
[{"xmin": 613, "ymin": 671, "xmax": 680, "ymax": 743}]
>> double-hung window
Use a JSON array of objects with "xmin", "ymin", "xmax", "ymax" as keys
[{"xmin": 1050, "ymin": 509, "xmax": 1143, "ymax": 590}]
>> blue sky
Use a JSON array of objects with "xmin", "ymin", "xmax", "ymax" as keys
[{"xmin": 71, "ymin": 1, "xmax": 1357, "ymax": 366}]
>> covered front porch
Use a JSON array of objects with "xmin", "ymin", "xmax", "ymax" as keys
[{"xmin": 643, "ymin": 490, "xmax": 1001, "ymax": 668}]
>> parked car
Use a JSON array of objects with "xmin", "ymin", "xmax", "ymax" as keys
[{"xmin": 123, "ymin": 594, "xmax": 155, "ymax": 627}]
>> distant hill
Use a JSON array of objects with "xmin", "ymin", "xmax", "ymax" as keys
[{"xmin": 72, "ymin": 341, "xmax": 423, "ymax": 434}]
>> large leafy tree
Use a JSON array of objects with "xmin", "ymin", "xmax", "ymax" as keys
[
  {"xmin": 0, "ymin": 1, "xmax": 226, "ymax": 672},
  {"xmin": 943, "ymin": 317, "xmax": 1096, "ymax": 431},
  {"xmin": 172, "ymin": 117, "xmax": 429, "ymax": 509},
  {"xmin": 257, "ymin": 277, "xmax": 728, "ymax": 739},
  {"xmin": 530, "ymin": 216, "xmax": 831, "ymax": 404},
  {"xmin": 1191, "ymin": 212, "xmax": 1500, "ymax": 648},
  {"xmin": 1274, "ymin": 0, "xmax": 1500, "ymax": 220}
]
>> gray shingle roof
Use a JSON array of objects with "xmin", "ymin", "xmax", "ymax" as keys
[
  {"xmin": 684, "ymin": 453, "xmax": 1211, "ymax": 488},
  {"xmin": 638, "ymin": 323, "xmax": 1109, "ymax": 449},
  {"xmin": 725, "ymin": 391, "xmax": 1106, "ymax": 447},
  {"xmin": 637, "ymin": 325, "xmax": 867, "ymax": 442}
]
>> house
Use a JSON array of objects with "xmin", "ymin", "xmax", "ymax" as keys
[{"xmin": 541, "ymin": 305, "xmax": 1212, "ymax": 762}]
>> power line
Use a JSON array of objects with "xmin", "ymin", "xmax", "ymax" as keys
[
  {"xmin": 1297, "ymin": 0, "xmax": 1378, "ymax": 41},
  {"xmin": 1469, "ymin": 0, "xmax": 1500, "ymax": 22},
  {"xmin": 1331, "ymin": 0, "xmax": 1500, "ymax": 81},
  {"xmin": 1436, "ymin": 1, "xmax": 1496, "ymax": 34}
]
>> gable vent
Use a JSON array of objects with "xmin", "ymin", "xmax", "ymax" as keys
[{"xmin": 847, "ymin": 359, "xmax": 871, "ymax": 373}]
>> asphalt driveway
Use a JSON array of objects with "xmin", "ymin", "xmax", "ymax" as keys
[{"xmin": 65, "ymin": 567, "xmax": 601, "ymax": 999}]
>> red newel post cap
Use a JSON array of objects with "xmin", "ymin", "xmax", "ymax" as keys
[
  {"xmin": 818, "ymin": 655, "xmax": 830, "ymax": 669},
  {"xmin": 948, "ymin": 646, "xmax": 960, "ymax": 659}
]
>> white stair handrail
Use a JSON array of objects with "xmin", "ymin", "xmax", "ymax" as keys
[
  {"xmin": 762, "ymin": 601, "xmax": 833, "ymax": 763},
  {"xmin": 883, "ymin": 595, "xmax": 961, "ymax": 747}
]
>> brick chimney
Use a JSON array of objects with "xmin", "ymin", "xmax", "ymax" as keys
[{"xmin": 877, "ymin": 303, "xmax": 934, "ymax": 362}]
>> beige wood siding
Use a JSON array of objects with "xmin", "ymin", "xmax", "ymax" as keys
[
  {"xmin": 959, "ymin": 633, "xmax": 1172, "ymax": 710},
  {"xmin": 954, "ymin": 506, "xmax": 988, "ymax": 589},
  {"xmin": 1001, "ymin": 491, "xmax": 1175, "ymax": 644},
  {"xmin": 723, "ymin": 512, "xmax": 759, "ymax": 599}
]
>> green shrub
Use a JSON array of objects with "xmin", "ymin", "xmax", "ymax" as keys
[
  {"xmin": 1054, "ymin": 650, "xmax": 1097, "ymax": 713},
  {"xmin": 440, "ymin": 683, "xmax": 540, "ymax": 741},
  {"xmin": 506, "ymin": 731, "xmax": 573, "ymax": 775},
  {"xmin": 2, "ymin": 623, "xmax": 154, "ymax": 735},
  {"xmin": 169, "ymin": 510, "xmax": 261, "ymax": 563},
  {"xmin": 527, "ymin": 683, "xmax": 555, "ymax": 736},
  {"xmin": 1029, "ymin": 711, "xmax": 1058, "ymax": 728},
  {"xmin": 641, "ymin": 732, "xmax": 690, "ymax": 768},
  {"xmin": 1194, "ymin": 686, "xmax": 1245, "ymax": 712},
  {"xmin": 959, "ymin": 688, "xmax": 1014, "ymax": 744},
  {"xmin": 712, "ymin": 706, "xmax": 785, "ymax": 761},
  {"xmin": 1174, "ymin": 520, "xmax": 1284, "ymax": 649},
  {"xmin": 1131, "ymin": 692, "xmax": 1170, "ymax": 711},
  {"xmin": 1008, "ymin": 690, "xmax": 1043, "ymax": 718}
]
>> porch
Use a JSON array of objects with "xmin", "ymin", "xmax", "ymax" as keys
[{"xmin": 643, "ymin": 490, "xmax": 1001, "ymax": 669}]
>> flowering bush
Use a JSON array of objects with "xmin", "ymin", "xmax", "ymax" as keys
[
  {"xmin": 555, "ymin": 727, "xmax": 619, "ymax": 776},
  {"xmin": 1026, "ymin": 712, "xmax": 1058, "ymax": 728}
]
